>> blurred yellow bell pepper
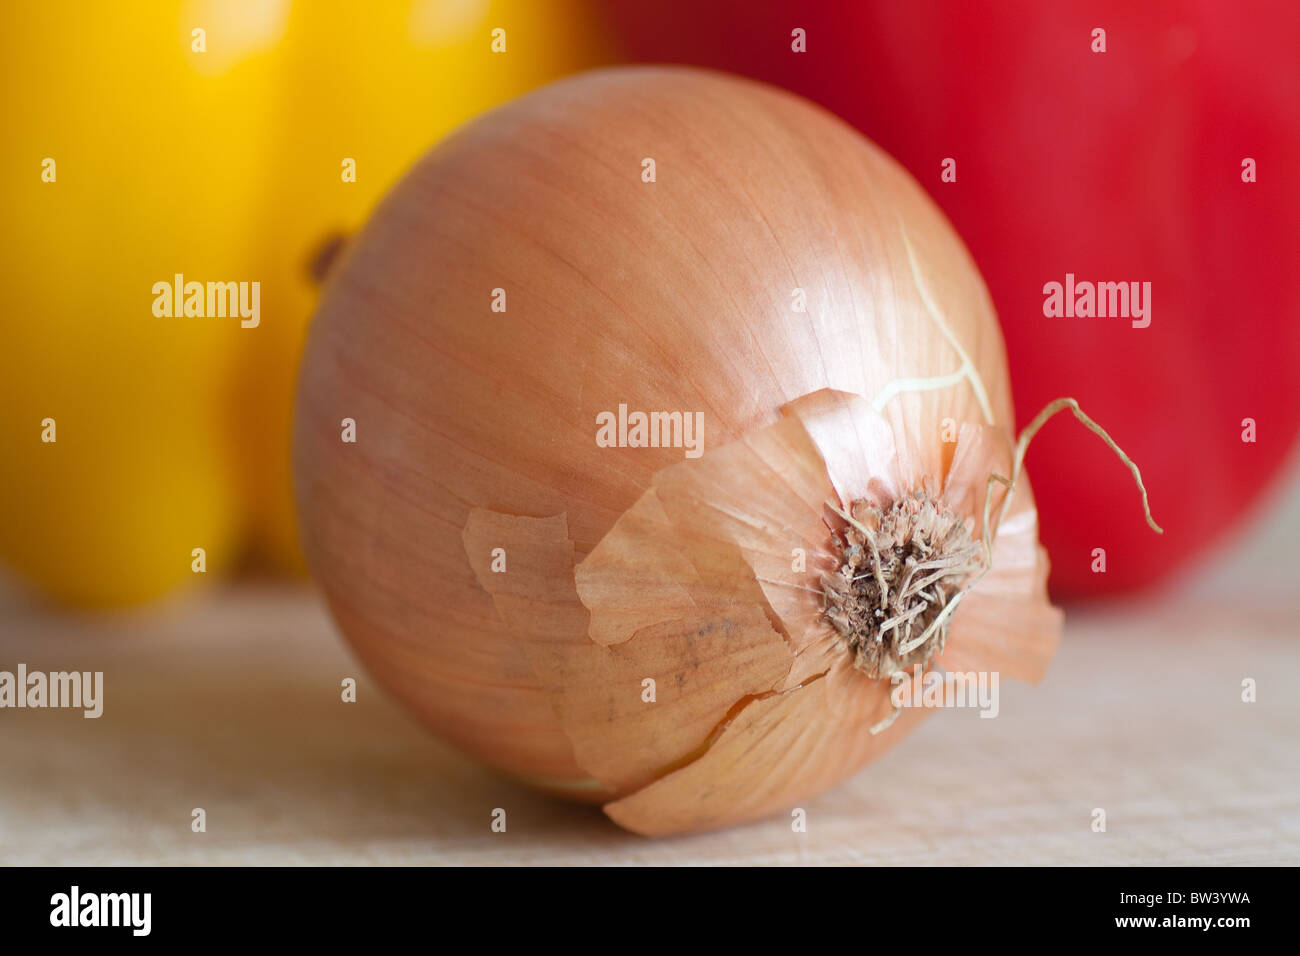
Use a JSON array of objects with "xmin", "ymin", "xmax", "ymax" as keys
[{"xmin": 0, "ymin": 0, "xmax": 608, "ymax": 606}]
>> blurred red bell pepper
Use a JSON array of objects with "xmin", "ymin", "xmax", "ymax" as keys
[{"xmin": 597, "ymin": 0, "xmax": 1300, "ymax": 597}]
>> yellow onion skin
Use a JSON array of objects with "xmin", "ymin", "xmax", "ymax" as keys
[{"xmin": 294, "ymin": 67, "xmax": 1037, "ymax": 829}]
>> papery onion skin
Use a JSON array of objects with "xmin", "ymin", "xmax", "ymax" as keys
[{"xmin": 294, "ymin": 67, "xmax": 1057, "ymax": 831}]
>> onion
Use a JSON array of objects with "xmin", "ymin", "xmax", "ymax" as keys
[{"xmin": 294, "ymin": 67, "xmax": 1151, "ymax": 835}]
